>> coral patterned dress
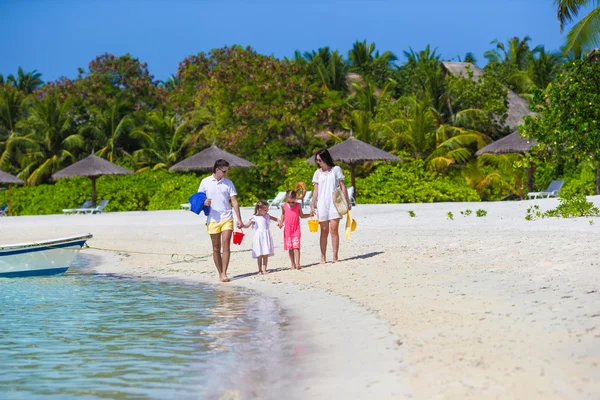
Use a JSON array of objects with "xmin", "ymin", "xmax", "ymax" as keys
[{"xmin": 283, "ymin": 202, "xmax": 301, "ymax": 250}]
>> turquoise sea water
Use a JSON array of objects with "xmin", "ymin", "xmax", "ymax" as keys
[{"xmin": 0, "ymin": 271, "xmax": 301, "ymax": 399}]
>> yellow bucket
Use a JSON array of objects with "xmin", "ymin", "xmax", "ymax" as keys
[{"xmin": 307, "ymin": 219, "xmax": 319, "ymax": 233}]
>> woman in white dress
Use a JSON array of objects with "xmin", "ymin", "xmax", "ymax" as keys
[
  {"xmin": 242, "ymin": 201, "xmax": 278, "ymax": 274},
  {"xmin": 310, "ymin": 149, "xmax": 352, "ymax": 264}
]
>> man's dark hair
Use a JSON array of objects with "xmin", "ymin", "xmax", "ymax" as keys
[{"xmin": 213, "ymin": 159, "xmax": 230, "ymax": 173}]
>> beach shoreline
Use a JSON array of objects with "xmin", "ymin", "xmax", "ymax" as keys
[{"xmin": 2, "ymin": 199, "xmax": 599, "ymax": 399}]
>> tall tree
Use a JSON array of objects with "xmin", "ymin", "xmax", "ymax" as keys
[
  {"xmin": 19, "ymin": 94, "xmax": 82, "ymax": 184},
  {"xmin": 556, "ymin": 0, "xmax": 600, "ymax": 55},
  {"xmin": 296, "ymin": 47, "xmax": 348, "ymax": 92},
  {"xmin": 348, "ymin": 40, "xmax": 397, "ymax": 86},
  {"xmin": 5, "ymin": 67, "xmax": 44, "ymax": 94},
  {"xmin": 131, "ymin": 109, "xmax": 188, "ymax": 171},
  {"xmin": 0, "ymin": 87, "xmax": 34, "ymax": 171},
  {"xmin": 521, "ymin": 60, "xmax": 600, "ymax": 193},
  {"xmin": 484, "ymin": 36, "xmax": 540, "ymax": 68},
  {"xmin": 81, "ymin": 98, "xmax": 136, "ymax": 162}
]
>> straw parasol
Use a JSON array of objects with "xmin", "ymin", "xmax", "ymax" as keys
[
  {"xmin": 475, "ymin": 131, "xmax": 537, "ymax": 156},
  {"xmin": 0, "ymin": 170, "xmax": 25, "ymax": 216},
  {"xmin": 52, "ymin": 154, "xmax": 133, "ymax": 207},
  {"xmin": 475, "ymin": 131, "xmax": 538, "ymax": 192},
  {"xmin": 307, "ymin": 136, "xmax": 401, "ymax": 194},
  {"xmin": 169, "ymin": 144, "xmax": 256, "ymax": 172}
]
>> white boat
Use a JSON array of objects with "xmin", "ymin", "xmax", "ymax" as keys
[{"xmin": 0, "ymin": 234, "xmax": 93, "ymax": 278}]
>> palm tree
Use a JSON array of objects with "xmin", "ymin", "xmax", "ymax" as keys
[
  {"xmin": 403, "ymin": 46, "xmax": 449, "ymax": 121},
  {"xmin": 527, "ymin": 47, "xmax": 564, "ymax": 89},
  {"xmin": 504, "ymin": 47, "xmax": 564, "ymax": 99},
  {"xmin": 18, "ymin": 94, "xmax": 82, "ymax": 184},
  {"xmin": 556, "ymin": 0, "xmax": 600, "ymax": 55},
  {"xmin": 130, "ymin": 110, "xmax": 188, "ymax": 171},
  {"xmin": 484, "ymin": 36, "xmax": 540, "ymax": 68},
  {"xmin": 343, "ymin": 78, "xmax": 393, "ymax": 144},
  {"xmin": 426, "ymin": 109, "xmax": 492, "ymax": 171},
  {"xmin": 298, "ymin": 47, "xmax": 348, "ymax": 92},
  {"xmin": 81, "ymin": 98, "xmax": 136, "ymax": 162},
  {"xmin": 348, "ymin": 40, "xmax": 397, "ymax": 84},
  {"xmin": 159, "ymin": 74, "xmax": 180, "ymax": 92},
  {"xmin": 6, "ymin": 67, "xmax": 44, "ymax": 94},
  {"xmin": 0, "ymin": 88, "xmax": 36, "ymax": 171},
  {"xmin": 377, "ymin": 95, "xmax": 438, "ymax": 158}
]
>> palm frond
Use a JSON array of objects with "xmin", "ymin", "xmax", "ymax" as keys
[{"xmin": 563, "ymin": 6, "xmax": 600, "ymax": 54}]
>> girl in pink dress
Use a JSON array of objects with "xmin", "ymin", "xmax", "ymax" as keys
[{"xmin": 279, "ymin": 190, "xmax": 310, "ymax": 270}]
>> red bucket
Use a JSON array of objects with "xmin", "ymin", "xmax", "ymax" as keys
[{"xmin": 233, "ymin": 231, "xmax": 245, "ymax": 245}]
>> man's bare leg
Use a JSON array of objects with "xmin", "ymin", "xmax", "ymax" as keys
[
  {"xmin": 221, "ymin": 229, "xmax": 233, "ymax": 282},
  {"xmin": 330, "ymin": 219, "xmax": 341, "ymax": 263},
  {"xmin": 210, "ymin": 234, "xmax": 225, "ymax": 281},
  {"xmin": 319, "ymin": 222, "xmax": 329, "ymax": 264}
]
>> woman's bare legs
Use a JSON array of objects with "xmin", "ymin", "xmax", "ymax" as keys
[
  {"xmin": 329, "ymin": 219, "xmax": 341, "ymax": 263},
  {"xmin": 319, "ymin": 221, "xmax": 330, "ymax": 263}
]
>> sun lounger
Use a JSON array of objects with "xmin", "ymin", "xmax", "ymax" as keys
[
  {"xmin": 62, "ymin": 200, "xmax": 92, "ymax": 215},
  {"xmin": 181, "ymin": 203, "xmax": 191, "ymax": 210},
  {"xmin": 302, "ymin": 191, "xmax": 313, "ymax": 208},
  {"xmin": 527, "ymin": 180, "xmax": 564, "ymax": 199},
  {"xmin": 267, "ymin": 192, "xmax": 287, "ymax": 209},
  {"xmin": 347, "ymin": 186, "xmax": 356, "ymax": 206},
  {"xmin": 0, "ymin": 204, "xmax": 7, "ymax": 217},
  {"xmin": 77, "ymin": 200, "xmax": 109, "ymax": 214}
]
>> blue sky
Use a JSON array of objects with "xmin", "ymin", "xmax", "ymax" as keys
[{"xmin": 0, "ymin": 0, "xmax": 589, "ymax": 83}]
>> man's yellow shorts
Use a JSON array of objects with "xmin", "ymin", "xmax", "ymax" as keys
[{"xmin": 206, "ymin": 219, "xmax": 234, "ymax": 235}]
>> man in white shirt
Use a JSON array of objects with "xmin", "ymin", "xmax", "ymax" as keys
[{"xmin": 199, "ymin": 159, "xmax": 243, "ymax": 282}]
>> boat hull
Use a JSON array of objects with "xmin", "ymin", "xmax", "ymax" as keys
[{"xmin": 0, "ymin": 234, "xmax": 92, "ymax": 278}]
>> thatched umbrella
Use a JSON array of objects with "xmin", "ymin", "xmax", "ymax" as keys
[
  {"xmin": 307, "ymin": 136, "xmax": 401, "ymax": 194},
  {"xmin": 52, "ymin": 154, "xmax": 133, "ymax": 207},
  {"xmin": 475, "ymin": 131, "xmax": 538, "ymax": 192},
  {"xmin": 169, "ymin": 144, "xmax": 256, "ymax": 172},
  {"xmin": 0, "ymin": 170, "xmax": 25, "ymax": 216}
]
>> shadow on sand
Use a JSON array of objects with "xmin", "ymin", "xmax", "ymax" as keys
[{"xmin": 230, "ymin": 251, "xmax": 384, "ymax": 281}]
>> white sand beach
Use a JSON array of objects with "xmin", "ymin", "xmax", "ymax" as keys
[{"xmin": 1, "ymin": 198, "xmax": 599, "ymax": 399}]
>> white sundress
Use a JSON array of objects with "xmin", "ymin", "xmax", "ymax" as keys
[
  {"xmin": 312, "ymin": 165, "xmax": 345, "ymax": 222},
  {"xmin": 250, "ymin": 214, "xmax": 275, "ymax": 259}
]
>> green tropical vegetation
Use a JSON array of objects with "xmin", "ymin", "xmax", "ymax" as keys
[{"xmin": 1, "ymin": 6, "xmax": 599, "ymax": 215}]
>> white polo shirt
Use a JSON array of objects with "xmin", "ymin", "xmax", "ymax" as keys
[{"xmin": 198, "ymin": 175, "xmax": 237, "ymax": 222}]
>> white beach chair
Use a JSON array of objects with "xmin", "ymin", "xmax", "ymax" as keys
[
  {"xmin": 62, "ymin": 200, "xmax": 92, "ymax": 215},
  {"xmin": 347, "ymin": 186, "xmax": 356, "ymax": 206},
  {"xmin": 180, "ymin": 203, "xmax": 191, "ymax": 210},
  {"xmin": 79, "ymin": 200, "xmax": 109, "ymax": 214},
  {"xmin": 267, "ymin": 192, "xmax": 287, "ymax": 209},
  {"xmin": 302, "ymin": 191, "xmax": 313, "ymax": 208},
  {"xmin": 527, "ymin": 180, "xmax": 564, "ymax": 199}
]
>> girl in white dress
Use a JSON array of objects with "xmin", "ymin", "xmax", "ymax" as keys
[
  {"xmin": 242, "ymin": 201, "xmax": 278, "ymax": 274},
  {"xmin": 310, "ymin": 149, "xmax": 352, "ymax": 264}
]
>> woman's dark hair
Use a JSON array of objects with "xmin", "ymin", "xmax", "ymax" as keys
[
  {"xmin": 315, "ymin": 149, "xmax": 335, "ymax": 168},
  {"xmin": 213, "ymin": 159, "xmax": 230, "ymax": 173}
]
